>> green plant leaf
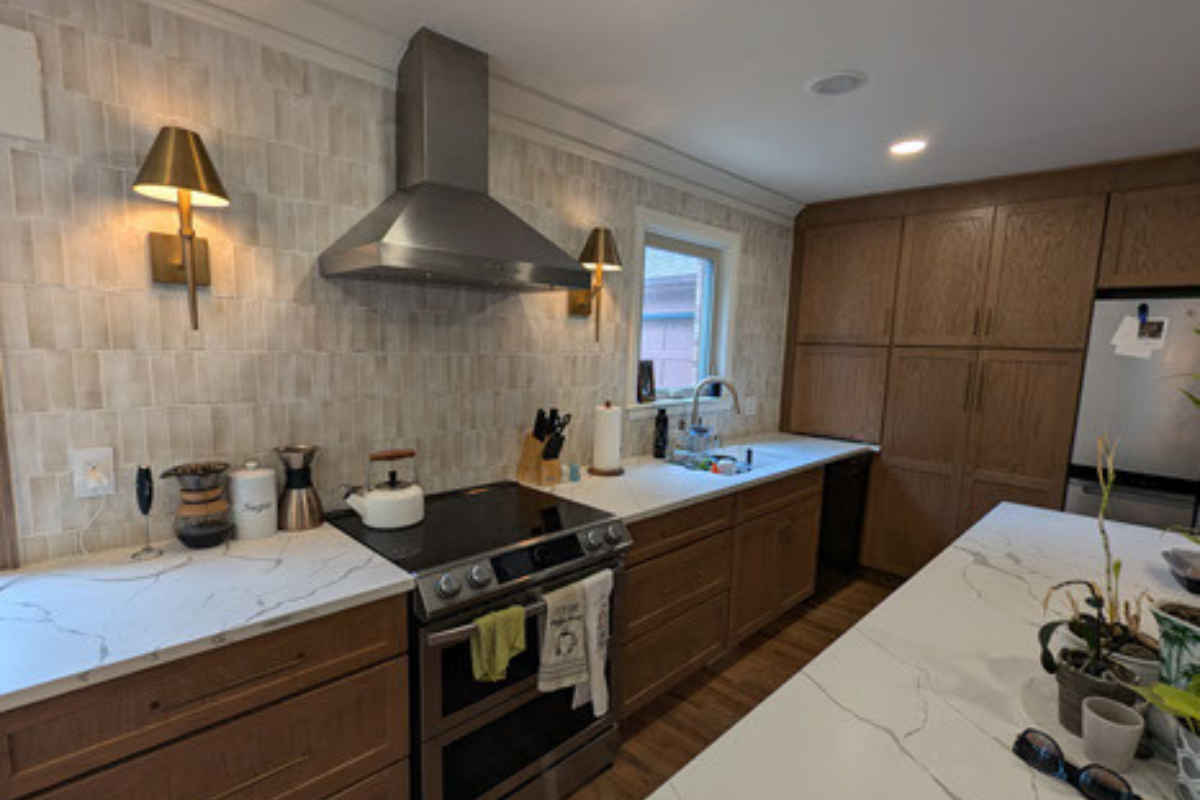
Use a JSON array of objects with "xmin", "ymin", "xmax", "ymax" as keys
[
  {"xmin": 1133, "ymin": 683, "xmax": 1200, "ymax": 723},
  {"xmin": 1038, "ymin": 620, "xmax": 1068, "ymax": 674}
]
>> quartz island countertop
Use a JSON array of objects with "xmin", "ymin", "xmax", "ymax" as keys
[
  {"xmin": 544, "ymin": 432, "xmax": 876, "ymax": 521},
  {"xmin": 647, "ymin": 503, "xmax": 1190, "ymax": 800},
  {"xmin": 0, "ymin": 525, "xmax": 413, "ymax": 713}
]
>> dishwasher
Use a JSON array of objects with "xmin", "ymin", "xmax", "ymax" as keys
[{"xmin": 819, "ymin": 453, "xmax": 873, "ymax": 570}]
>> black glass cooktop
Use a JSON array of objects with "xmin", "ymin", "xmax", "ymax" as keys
[{"xmin": 326, "ymin": 481, "xmax": 614, "ymax": 574}]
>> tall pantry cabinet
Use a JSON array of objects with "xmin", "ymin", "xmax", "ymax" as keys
[
  {"xmin": 784, "ymin": 178, "xmax": 1144, "ymax": 575},
  {"xmin": 786, "ymin": 153, "xmax": 1200, "ymax": 576}
]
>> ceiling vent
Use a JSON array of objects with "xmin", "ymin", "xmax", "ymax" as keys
[{"xmin": 805, "ymin": 71, "xmax": 868, "ymax": 97}]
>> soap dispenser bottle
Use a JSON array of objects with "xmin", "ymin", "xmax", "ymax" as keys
[{"xmin": 653, "ymin": 408, "xmax": 669, "ymax": 459}]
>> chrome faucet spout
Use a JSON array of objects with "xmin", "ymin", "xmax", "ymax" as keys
[{"xmin": 690, "ymin": 376, "xmax": 742, "ymax": 428}]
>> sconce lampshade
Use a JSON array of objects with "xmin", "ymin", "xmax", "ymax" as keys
[
  {"xmin": 578, "ymin": 227, "xmax": 622, "ymax": 272},
  {"xmin": 132, "ymin": 127, "xmax": 229, "ymax": 208}
]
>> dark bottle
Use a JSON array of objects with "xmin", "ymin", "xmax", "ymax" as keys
[{"xmin": 653, "ymin": 408, "xmax": 669, "ymax": 459}]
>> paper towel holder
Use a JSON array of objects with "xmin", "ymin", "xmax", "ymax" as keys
[{"xmin": 589, "ymin": 400, "xmax": 625, "ymax": 477}]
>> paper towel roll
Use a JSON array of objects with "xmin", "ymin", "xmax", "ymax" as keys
[{"xmin": 592, "ymin": 403, "xmax": 623, "ymax": 474}]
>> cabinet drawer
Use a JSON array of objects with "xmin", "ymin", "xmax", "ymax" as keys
[
  {"xmin": 620, "ymin": 593, "xmax": 728, "ymax": 717},
  {"xmin": 328, "ymin": 763, "xmax": 409, "ymax": 800},
  {"xmin": 624, "ymin": 530, "xmax": 731, "ymax": 641},
  {"xmin": 627, "ymin": 496, "xmax": 735, "ymax": 565},
  {"xmin": 737, "ymin": 470, "xmax": 824, "ymax": 522},
  {"xmin": 35, "ymin": 659, "xmax": 409, "ymax": 800},
  {"xmin": 0, "ymin": 597, "xmax": 406, "ymax": 800}
]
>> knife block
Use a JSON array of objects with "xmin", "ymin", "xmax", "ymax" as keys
[
  {"xmin": 538, "ymin": 458, "xmax": 561, "ymax": 487},
  {"xmin": 517, "ymin": 434, "xmax": 543, "ymax": 485}
]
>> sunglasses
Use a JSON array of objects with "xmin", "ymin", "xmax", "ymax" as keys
[{"xmin": 1012, "ymin": 729, "xmax": 1142, "ymax": 800}]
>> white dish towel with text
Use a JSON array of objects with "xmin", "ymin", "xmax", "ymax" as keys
[
  {"xmin": 537, "ymin": 580, "xmax": 588, "ymax": 692},
  {"xmin": 572, "ymin": 569, "xmax": 613, "ymax": 717},
  {"xmin": 536, "ymin": 570, "xmax": 613, "ymax": 716}
]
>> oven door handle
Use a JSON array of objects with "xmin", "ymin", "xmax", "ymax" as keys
[{"xmin": 426, "ymin": 599, "xmax": 548, "ymax": 649}]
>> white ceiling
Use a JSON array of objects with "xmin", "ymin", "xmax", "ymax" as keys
[{"xmin": 197, "ymin": 0, "xmax": 1200, "ymax": 204}]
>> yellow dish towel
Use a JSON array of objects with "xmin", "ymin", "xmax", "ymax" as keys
[{"xmin": 471, "ymin": 605, "xmax": 527, "ymax": 682}]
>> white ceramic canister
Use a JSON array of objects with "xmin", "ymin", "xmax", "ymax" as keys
[{"xmin": 229, "ymin": 460, "xmax": 277, "ymax": 539}]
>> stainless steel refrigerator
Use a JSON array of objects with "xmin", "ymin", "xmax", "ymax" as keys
[{"xmin": 1065, "ymin": 296, "xmax": 1200, "ymax": 529}]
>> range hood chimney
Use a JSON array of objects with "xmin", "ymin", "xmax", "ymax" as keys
[{"xmin": 318, "ymin": 29, "xmax": 590, "ymax": 291}]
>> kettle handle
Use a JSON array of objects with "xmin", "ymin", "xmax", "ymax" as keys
[{"xmin": 370, "ymin": 449, "xmax": 416, "ymax": 462}]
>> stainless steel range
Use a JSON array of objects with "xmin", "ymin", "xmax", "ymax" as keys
[{"xmin": 328, "ymin": 480, "xmax": 631, "ymax": 800}]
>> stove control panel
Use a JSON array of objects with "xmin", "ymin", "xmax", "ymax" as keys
[{"xmin": 415, "ymin": 519, "xmax": 632, "ymax": 620}]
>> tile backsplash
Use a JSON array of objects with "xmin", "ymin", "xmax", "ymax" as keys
[{"xmin": 0, "ymin": 0, "xmax": 793, "ymax": 564}]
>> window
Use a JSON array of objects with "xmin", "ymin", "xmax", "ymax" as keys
[{"xmin": 638, "ymin": 234, "xmax": 721, "ymax": 396}]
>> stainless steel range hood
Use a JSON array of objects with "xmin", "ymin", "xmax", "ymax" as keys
[{"xmin": 319, "ymin": 29, "xmax": 590, "ymax": 291}]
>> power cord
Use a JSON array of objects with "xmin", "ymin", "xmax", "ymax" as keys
[{"xmin": 76, "ymin": 496, "xmax": 108, "ymax": 557}]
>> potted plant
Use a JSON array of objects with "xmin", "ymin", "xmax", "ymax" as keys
[
  {"xmin": 1040, "ymin": 581, "xmax": 1140, "ymax": 735},
  {"xmin": 1134, "ymin": 678, "xmax": 1200, "ymax": 800},
  {"xmin": 1154, "ymin": 603, "xmax": 1200, "ymax": 689},
  {"xmin": 1038, "ymin": 439, "xmax": 1156, "ymax": 733}
]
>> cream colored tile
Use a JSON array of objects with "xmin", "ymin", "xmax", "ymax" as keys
[{"xmin": 73, "ymin": 351, "xmax": 102, "ymax": 409}]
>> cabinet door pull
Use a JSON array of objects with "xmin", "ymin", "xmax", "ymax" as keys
[
  {"xmin": 149, "ymin": 651, "xmax": 308, "ymax": 713},
  {"xmin": 975, "ymin": 364, "xmax": 988, "ymax": 412},
  {"xmin": 971, "ymin": 308, "xmax": 981, "ymax": 337},
  {"xmin": 984, "ymin": 308, "xmax": 994, "ymax": 337},
  {"xmin": 206, "ymin": 753, "xmax": 309, "ymax": 800},
  {"xmin": 963, "ymin": 363, "xmax": 976, "ymax": 411}
]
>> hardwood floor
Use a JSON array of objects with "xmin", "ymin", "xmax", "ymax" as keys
[{"xmin": 572, "ymin": 568, "xmax": 903, "ymax": 800}]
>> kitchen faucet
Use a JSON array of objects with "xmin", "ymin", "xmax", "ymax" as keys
[{"xmin": 690, "ymin": 376, "xmax": 742, "ymax": 429}]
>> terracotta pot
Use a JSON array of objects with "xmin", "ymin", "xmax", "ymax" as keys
[{"xmin": 1055, "ymin": 650, "xmax": 1138, "ymax": 736}]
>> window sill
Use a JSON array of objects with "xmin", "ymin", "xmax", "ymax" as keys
[{"xmin": 625, "ymin": 395, "xmax": 733, "ymax": 421}]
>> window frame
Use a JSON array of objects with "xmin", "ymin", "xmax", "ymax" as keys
[
  {"xmin": 640, "ymin": 232, "xmax": 721, "ymax": 397},
  {"xmin": 626, "ymin": 207, "xmax": 742, "ymax": 415}
]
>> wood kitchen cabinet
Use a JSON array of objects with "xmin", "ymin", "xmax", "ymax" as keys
[
  {"xmin": 618, "ymin": 469, "xmax": 824, "ymax": 716},
  {"xmin": 0, "ymin": 598, "xmax": 410, "ymax": 800},
  {"xmin": 787, "ymin": 344, "xmax": 888, "ymax": 442},
  {"xmin": 894, "ymin": 207, "xmax": 995, "ymax": 347},
  {"xmin": 860, "ymin": 348, "xmax": 974, "ymax": 576},
  {"xmin": 729, "ymin": 489, "xmax": 823, "ymax": 643},
  {"xmin": 982, "ymin": 196, "xmax": 1106, "ymax": 349},
  {"xmin": 1100, "ymin": 183, "xmax": 1200, "ymax": 289},
  {"xmin": 776, "ymin": 496, "xmax": 822, "ymax": 609},
  {"xmin": 960, "ymin": 349, "xmax": 1083, "ymax": 527},
  {"xmin": 728, "ymin": 510, "xmax": 779, "ymax": 642},
  {"xmin": 862, "ymin": 348, "xmax": 1082, "ymax": 576},
  {"xmin": 794, "ymin": 219, "xmax": 903, "ymax": 345}
]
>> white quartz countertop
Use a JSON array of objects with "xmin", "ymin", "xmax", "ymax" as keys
[
  {"xmin": 648, "ymin": 503, "xmax": 1192, "ymax": 800},
  {"xmin": 545, "ymin": 433, "xmax": 876, "ymax": 521},
  {"xmin": 0, "ymin": 525, "xmax": 413, "ymax": 713}
]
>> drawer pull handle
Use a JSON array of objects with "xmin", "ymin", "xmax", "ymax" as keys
[
  {"xmin": 205, "ymin": 753, "xmax": 309, "ymax": 800},
  {"xmin": 149, "ymin": 652, "xmax": 308, "ymax": 713}
]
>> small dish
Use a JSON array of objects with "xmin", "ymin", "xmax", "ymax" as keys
[{"xmin": 1162, "ymin": 549, "xmax": 1200, "ymax": 594}]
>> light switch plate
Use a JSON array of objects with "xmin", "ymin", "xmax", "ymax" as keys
[{"xmin": 70, "ymin": 447, "xmax": 115, "ymax": 498}]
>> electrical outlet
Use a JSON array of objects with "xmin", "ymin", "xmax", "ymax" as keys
[
  {"xmin": 744, "ymin": 396, "xmax": 759, "ymax": 416},
  {"xmin": 70, "ymin": 447, "xmax": 115, "ymax": 498}
]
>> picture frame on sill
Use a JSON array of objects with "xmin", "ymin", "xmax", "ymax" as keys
[{"xmin": 637, "ymin": 360, "xmax": 656, "ymax": 403}]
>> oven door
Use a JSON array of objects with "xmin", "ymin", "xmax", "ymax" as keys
[{"xmin": 418, "ymin": 560, "xmax": 624, "ymax": 800}]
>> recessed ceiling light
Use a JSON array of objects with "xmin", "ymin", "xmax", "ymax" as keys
[
  {"xmin": 890, "ymin": 139, "xmax": 928, "ymax": 156},
  {"xmin": 805, "ymin": 70, "xmax": 868, "ymax": 97}
]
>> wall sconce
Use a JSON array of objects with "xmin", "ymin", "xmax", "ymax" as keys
[
  {"xmin": 568, "ymin": 227, "xmax": 623, "ymax": 342},
  {"xmin": 132, "ymin": 126, "xmax": 229, "ymax": 330}
]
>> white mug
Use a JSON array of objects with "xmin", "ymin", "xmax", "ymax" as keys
[{"xmin": 1082, "ymin": 696, "xmax": 1145, "ymax": 772}]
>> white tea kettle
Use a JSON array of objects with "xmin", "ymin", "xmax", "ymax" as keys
[{"xmin": 344, "ymin": 449, "xmax": 424, "ymax": 530}]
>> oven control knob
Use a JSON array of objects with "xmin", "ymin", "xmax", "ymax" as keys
[
  {"xmin": 467, "ymin": 563, "xmax": 494, "ymax": 589},
  {"xmin": 584, "ymin": 528, "xmax": 606, "ymax": 551},
  {"xmin": 435, "ymin": 573, "xmax": 462, "ymax": 599},
  {"xmin": 604, "ymin": 525, "xmax": 624, "ymax": 546}
]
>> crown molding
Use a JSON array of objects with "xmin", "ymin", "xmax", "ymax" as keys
[{"xmin": 144, "ymin": 0, "xmax": 804, "ymax": 224}]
